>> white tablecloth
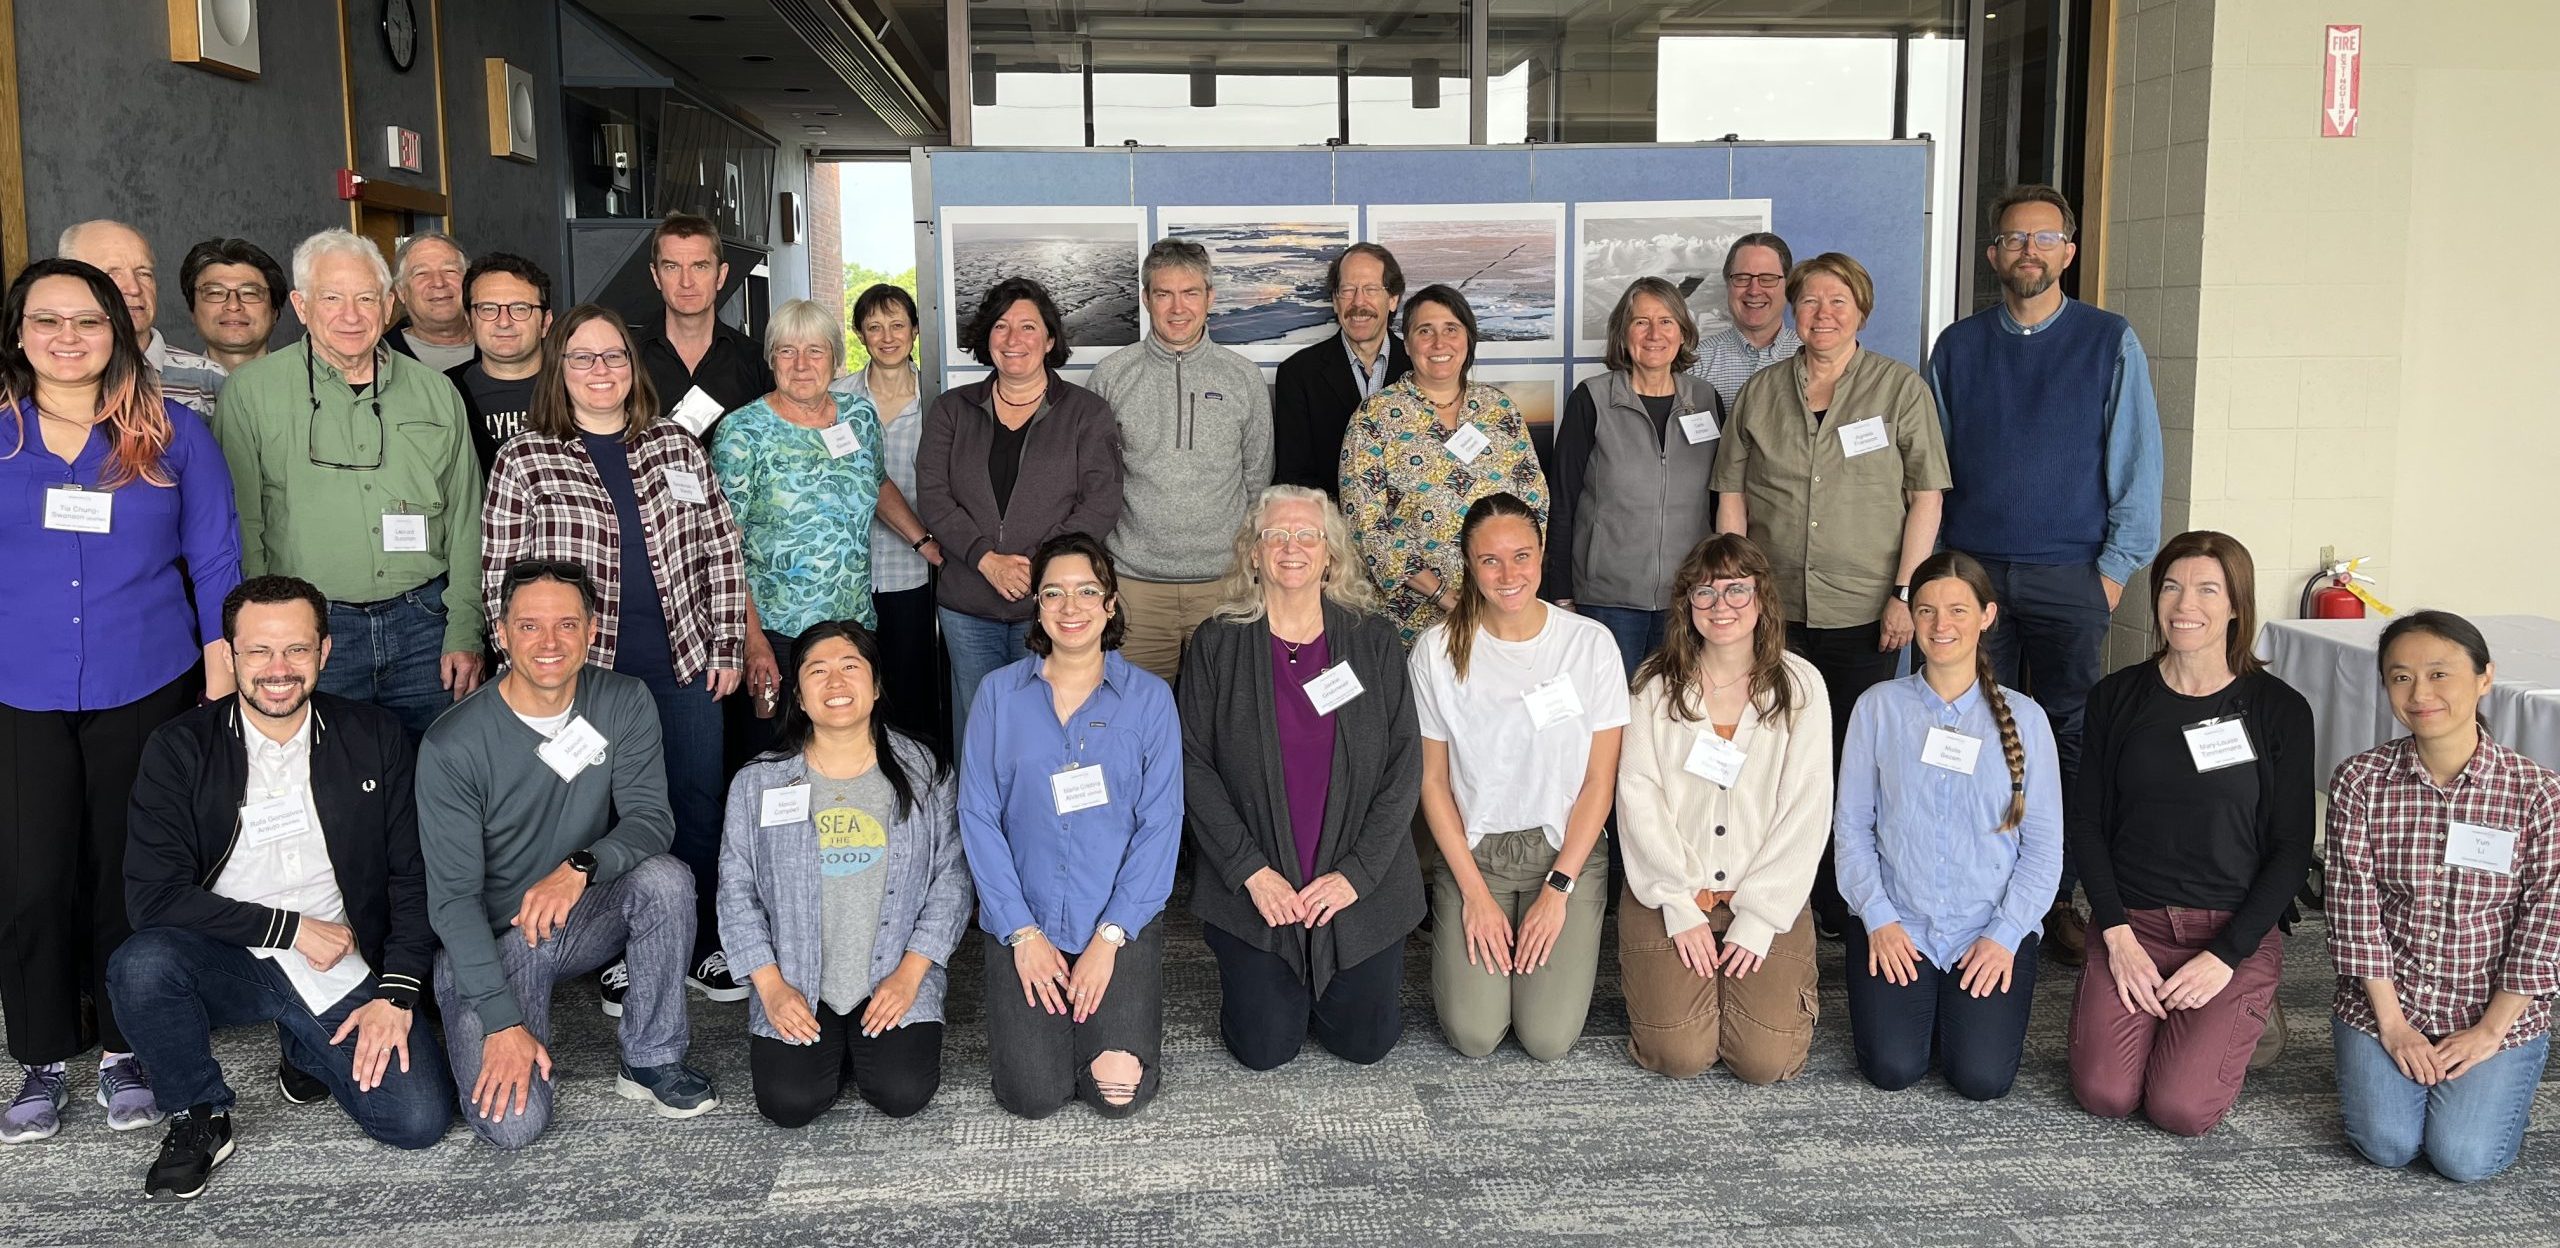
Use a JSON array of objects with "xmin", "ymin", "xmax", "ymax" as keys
[{"xmin": 2256, "ymin": 615, "xmax": 2560, "ymax": 784}]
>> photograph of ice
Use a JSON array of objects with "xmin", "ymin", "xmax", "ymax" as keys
[
  {"xmin": 1159, "ymin": 207, "xmax": 1358, "ymax": 363},
  {"xmin": 940, "ymin": 206, "xmax": 1147, "ymax": 366},
  {"xmin": 1573, "ymin": 199, "xmax": 1773, "ymax": 358},
  {"xmin": 1366, "ymin": 203, "xmax": 1566, "ymax": 360}
]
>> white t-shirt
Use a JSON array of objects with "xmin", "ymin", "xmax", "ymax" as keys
[{"xmin": 1409, "ymin": 605, "xmax": 1633, "ymax": 851}]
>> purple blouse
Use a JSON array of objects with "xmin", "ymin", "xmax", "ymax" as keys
[{"xmin": 1271, "ymin": 630, "xmax": 1337, "ymax": 880}]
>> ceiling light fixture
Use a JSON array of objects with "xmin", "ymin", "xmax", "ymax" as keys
[{"xmin": 743, "ymin": 54, "xmax": 773, "ymax": 62}]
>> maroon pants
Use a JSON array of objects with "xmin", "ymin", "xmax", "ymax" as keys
[{"xmin": 2067, "ymin": 907, "xmax": 2283, "ymax": 1136}]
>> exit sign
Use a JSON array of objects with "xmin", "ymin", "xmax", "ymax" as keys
[{"xmin": 384, "ymin": 126, "xmax": 424, "ymax": 172}]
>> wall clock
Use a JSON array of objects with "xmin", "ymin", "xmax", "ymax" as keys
[{"xmin": 382, "ymin": 0, "xmax": 418, "ymax": 72}]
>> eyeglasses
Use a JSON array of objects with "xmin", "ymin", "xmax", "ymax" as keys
[
  {"xmin": 1687, "ymin": 582, "xmax": 1759, "ymax": 609},
  {"xmin": 1724, "ymin": 274, "xmax": 1785, "ymax": 290},
  {"xmin": 1037, "ymin": 585, "xmax": 1108, "ymax": 607},
  {"xmin": 23, "ymin": 312, "xmax": 112, "ymax": 337},
  {"xmin": 235, "ymin": 644, "xmax": 320, "ymax": 667},
  {"xmin": 194, "ymin": 285, "xmax": 270, "ymax": 308},
  {"xmin": 562, "ymin": 349, "xmax": 632, "ymax": 371},
  {"xmin": 1335, "ymin": 285, "xmax": 1391, "ymax": 301},
  {"xmin": 1992, "ymin": 230, "xmax": 2073, "ymax": 252},
  {"xmin": 469, "ymin": 301, "xmax": 543, "ymax": 323},
  {"xmin": 305, "ymin": 343, "xmax": 386, "ymax": 471},
  {"xmin": 1258, "ymin": 527, "xmax": 1324, "ymax": 546}
]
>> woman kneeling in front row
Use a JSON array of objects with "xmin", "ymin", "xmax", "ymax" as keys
[
  {"xmin": 718, "ymin": 621, "xmax": 972, "ymax": 1128},
  {"xmin": 1616, "ymin": 534, "xmax": 1831, "ymax": 1083},
  {"xmin": 1835, "ymin": 551, "xmax": 2062, "ymax": 1099}
]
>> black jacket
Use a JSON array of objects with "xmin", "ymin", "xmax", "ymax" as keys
[
  {"xmin": 1272, "ymin": 331, "xmax": 1411, "ymax": 496},
  {"xmin": 125, "ymin": 693, "xmax": 433, "ymax": 1009}
]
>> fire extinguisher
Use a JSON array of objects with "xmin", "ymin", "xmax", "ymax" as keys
[{"xmin": 2299, "ymin": 555, "xmax": 2392, "ymax": 619}]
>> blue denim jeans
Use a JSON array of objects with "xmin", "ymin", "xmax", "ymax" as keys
[
  {"xmin": 639, "ymin": 669, "xmax": 726, "ymax": 955},
  {"xmin": 1844, "ymin": 925, "xmax": 2042, "ymax": 1101},
  {"xmin": 1968, "ymin": 558, "xmax": 2110, "ymax": 900},
  {"xmin": 941, "ymin": 607, "xmax": 1034, "ymax": 745},
  {"xmin": 107, "ymin": 926, "xmax": 453, "ymax": 1149},
  {"xmin": 319, "ymin": 574, "xmax": 460, "ymax": 739},
  {"xmin": 1580, "ymin": 604, "xmax": 1669, "ymax": 678},
  {"xmin": 2333, "ymin": 1017, "xmax": 2548, "ymax": 1183}
]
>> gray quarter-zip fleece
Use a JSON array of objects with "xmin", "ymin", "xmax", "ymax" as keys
[{"xmin": 1090, "ymin": 334, "xmax": 1274, "ymax": 583}]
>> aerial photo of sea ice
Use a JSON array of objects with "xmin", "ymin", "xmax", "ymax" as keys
[
  {"xmin": 1367, "ymin": 204, "xmax": 1565, "ymax": 357},
  {"xmin": 1573, "ymin": 199, "xmax": 1773, "ymax": 355},
  {"xmin": 1160, "ymin": 208, "xmax": 1356, "ymax": 362},
  {"xmin": 942, "ymin": 207, "xmax": 1146, "ymax": 362}
]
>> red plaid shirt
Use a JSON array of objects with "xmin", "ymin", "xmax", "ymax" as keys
[
  {"xmin": 480, "ymin": 425, "xmax": 748, "ymax": 682},
  {"xmin": 2327, "ymin": 732, "xmax": 2560, "ymax": 1049}
]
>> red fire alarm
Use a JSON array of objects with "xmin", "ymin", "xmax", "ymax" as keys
[{"xmin": 336, "ymin": 169, "xmax": 369, "ymax": 200}]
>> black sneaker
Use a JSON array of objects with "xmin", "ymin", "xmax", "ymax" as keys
[
  {"xmin": 599, "ymin": 960, "xmax": 630, "ymax": 1019},
  {"xmin": 275, "ymin": 1060, "xmax": 329, "ymax": 1106},
  {"xmin": 686, "ymin": 950, "xmax": 750, "ymax": 1003},
  {"xmin": 143, "ymin": 1107, "xmax": 233, "ymax": 1201}
]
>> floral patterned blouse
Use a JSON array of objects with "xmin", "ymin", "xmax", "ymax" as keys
[
  {"xmin": 710, "ymin": 392, "xmax": 888, "ymax": 633},
  {"xmin": 1338, "ymin": 377, "xmax": 1548, "ymax": 645}
]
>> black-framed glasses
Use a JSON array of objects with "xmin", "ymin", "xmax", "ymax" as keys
[
  {"xmin": 497, "ymin": 558, "xmax": 601, "ymax": 614},
  {"xmin": 1724, "ymin": 273, "xmax": 1785, "ymax": 290},
  {"xmin": 1687, "ymin": 582, "xmax": 1759, "ymax": 609},
  {"xmin": 1992, "ymin": 230, "xmax": 2073, "ymax": 252},
  {"xmin": 305, "ymin": 343, "xmax": 386, "ymax": 471}
]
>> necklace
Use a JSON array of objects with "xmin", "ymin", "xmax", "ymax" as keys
[
  {"xmin": 1702, "ymin": 665, "xmax": 1751, "ymax": 694},
  {"xmin": 1283, "ymin": 639, "xmax": 1304, "ymax": 665}
]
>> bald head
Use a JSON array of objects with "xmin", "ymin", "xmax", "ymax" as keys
[{"xmin": 58, "ymin": 219, "xmax": 159, "ymax": 343}]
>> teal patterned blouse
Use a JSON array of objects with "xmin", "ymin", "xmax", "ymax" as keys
[{"xmin": 710, "ymin": 393, "xmax": 887, "ymax": 633}]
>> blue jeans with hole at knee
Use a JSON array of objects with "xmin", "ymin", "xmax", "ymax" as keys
[{"xmin": 2333, "ymin": 1017, "xmax": 2547, "ymax": 1183}]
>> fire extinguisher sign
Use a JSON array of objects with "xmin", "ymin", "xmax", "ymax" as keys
[{"xmin": 2322, "ymin": 25, "xmax": 2362, "ymax": 138}]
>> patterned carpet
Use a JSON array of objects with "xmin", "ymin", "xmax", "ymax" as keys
[{"xmin": 4, "ymin": 906, "xmax": 2555, "ymax": 1247}]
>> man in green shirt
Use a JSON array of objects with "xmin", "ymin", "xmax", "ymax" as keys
[{"xmin": 216, "ymin": 229, "xmax": 486, "ymax": 737}]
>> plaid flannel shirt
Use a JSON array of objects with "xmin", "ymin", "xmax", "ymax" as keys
[
  {"xmin": 2326, "ymin": 732, "xmax": 2560, "ymax": 1050},
  {"xmin": 480, "ymin": 424, "xmax": 748, "ymax": 682}
]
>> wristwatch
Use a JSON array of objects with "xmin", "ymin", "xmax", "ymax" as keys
[
  {"xmin": 1094, "ymin": 922, "xmax": 1130, "ymax": 948},
  {"xmin": 1892, "ymin": 584, "xmax": 1912, "ymax": 603},
  {"xmin": 566, "ymin": 850, "xmax": 598, "ymax": 878},
  {"xmin": 1545, "ymin": 870, "xmax": 1576, "ymax": 896},
  {"xmin": 1004, "ymin": 925, "xmax": 1045, "ymax": 948}
]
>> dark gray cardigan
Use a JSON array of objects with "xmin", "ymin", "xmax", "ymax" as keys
[{"xmin": 1180, "ymin": 601, "xmax": 1424, "ymax": 994}]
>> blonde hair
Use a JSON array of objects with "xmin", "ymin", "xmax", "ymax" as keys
[{"xmin": 1209, "ymin": 485, "xmax": 1380, "ymax": 623}]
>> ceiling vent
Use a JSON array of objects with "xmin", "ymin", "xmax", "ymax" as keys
[{"xmin": 766, "ymin": 0, "xmax": 944, "ymax": 136}]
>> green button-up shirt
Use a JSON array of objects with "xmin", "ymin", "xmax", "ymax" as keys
[{"xmin": 215, "ymin": 339, "xmax": 485, "ymax": 653}]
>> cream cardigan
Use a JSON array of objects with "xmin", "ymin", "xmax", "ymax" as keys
[{"xmin": 1614, "ymin": 650, "xmax": 1834, "ymax": 953}]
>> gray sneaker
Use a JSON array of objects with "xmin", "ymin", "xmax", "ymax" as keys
[
  {"xmin": 0, "ymin": 1064, "xmax": 70, "ymax": 1144},
  {"xmin": 96, "ymin": 1058, "xmax": 166, "ymax": 1132},
  {"xmin": 615, "ymin": 1061, "xmax": 719, "ymax": 1120}
]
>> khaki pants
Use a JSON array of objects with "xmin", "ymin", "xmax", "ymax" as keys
[
  {"xmin": 1430, "ymin": 828, "xmax": 1607, "ymax": 1062},
  {"xmin": 1617, "ymin": 890, "xmax": 1818, "ymax": 1084},
  {"xmin": 1115, "ymin": 577, "xmax": 1224, "ymax": 683}
]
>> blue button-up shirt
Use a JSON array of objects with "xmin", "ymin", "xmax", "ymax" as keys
[
  {"xmin": 1, "ymin": 398, "xmax": 241, "ymax": 711},
  {"xmin": 1834, "ymin": 672, "xmax": 2065, "ymax": 968},
  {"xmin": 958, "ymin": 651, "xmax": 1182, "ymax": 955}
]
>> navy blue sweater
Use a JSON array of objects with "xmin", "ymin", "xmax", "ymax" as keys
[{"xmin": 1931, "ymin": 300, "xmax": 2129, "ymax": 567}]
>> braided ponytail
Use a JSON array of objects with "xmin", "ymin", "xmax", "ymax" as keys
[{"xmin": 1973, "ymin": 647, "xmax": 2027, "ymax": 833}]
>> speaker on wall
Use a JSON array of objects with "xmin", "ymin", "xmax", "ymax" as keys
[
  {"xmin": 484, "ymin": 58, "xmax": 538, "ymax": 163},
  {"xmin": 168, "ymin": 0, "xmax": 261, "ymax": 79},
  {"xmin": 779, "ymin": 192, "xmax": 804, "ymax": 245}
]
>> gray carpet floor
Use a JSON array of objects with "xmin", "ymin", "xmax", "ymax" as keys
[{"xmin": 4, "ymin": 908, "xmax": 2557, "ymax": 1246}]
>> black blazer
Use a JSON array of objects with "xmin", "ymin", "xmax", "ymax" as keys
[
  {"xmin": 1272, "ymin": 331, "xmax": 1412, "ymax": 495},
  {"xmin": 1180, "ymin": 601, "xmax": 1424, "ymax": 993},
  {"xmin": 125, "ymin": 693, "xmax": 433, "ymax": 1009}
]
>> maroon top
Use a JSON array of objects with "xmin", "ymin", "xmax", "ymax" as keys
[{"xmin": 1271, "ymin": 630, "xmax": 1337, "ymax": 881}]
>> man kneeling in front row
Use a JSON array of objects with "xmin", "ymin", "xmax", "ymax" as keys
[
  {"xmin": 113, "ymin": 576, "xmax": 455, "ymax": 1200},
  {"xmin": 419, "ymin": 559, "xmax": 716, "ymax": 1148}
]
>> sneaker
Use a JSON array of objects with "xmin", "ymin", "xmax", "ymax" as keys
[
  {"xmin": 686, "ymin": 950, "xmax": 750, "ymax": 1003},
  {"xmin": 615, "ymin": 1061, "xmax": 719, "ymax": 1120},
  {"xmin": 143, "ymin": 1107, "xmax": 233, "ymax": 1201},
  {"xmin": 599, "ymin": 960, "xmax": 630, "ymax": 1019},
  {"xmin": 0, "ymin": 1065, "xmax": 69, "ymax": 1144},
  {"xmin": 2043, "ymin": 901, "xmax": 2088, "ymax": 967},
  {"xmin": 276, "ymin": 1060, "xmax": 330, "ymax": 1106},
  {"xmin": 2250, "ymin": 999, "xmax": 2289, "ymax": 1072},
  {"xmin": 96, "ymin": 1057, "xmax": 166, "ymax": 1132}
]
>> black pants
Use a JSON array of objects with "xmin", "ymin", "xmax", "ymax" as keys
[
  {"xmin": 1786, "ymin": 620, "xmax": 1901, "ymax": 932},
  {"xmin": 1203, "ymin": 924, "xmax": 1405, "ymax": 1071},
  {"xmin": 983, "ymin": 922, "xmax": 1164, "ymax": 1120},
  {"xmin": 1971, "ymin": 557, "xmax": 2111, "ymax": 901},
  {"xmin": 0, "ymin": 672, "xmax": 197, "ymax": 1062},
  {"xmin": 1844, "ymin": 924, "xmax": 2041, "ymax": 1101},
  {"xmin": 746, "ymin": 1000, "xmax": 945, "ymax": 1128},
  {"xmin": 873, "ymin": 583, "xmax": 949, "ymax": 753},
  {"xmin": 724, "ymin": 628, "xmax": 798, "ymax": 776}
]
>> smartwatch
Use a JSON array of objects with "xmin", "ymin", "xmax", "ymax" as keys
[
  {"xmin": 1892, "ymin": 584, "xmax": 1912, "ymax": 604},
  {"xmin": 1545, "ymin": 870, "xmax": 1576, "ymax": 896},
  {"xmin": 566, "ymin": 850, "xmax": 598, "ymax": 878}
]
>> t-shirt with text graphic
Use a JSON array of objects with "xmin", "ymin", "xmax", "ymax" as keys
[{"xmin": 815, "ymin": 767, "xmax": 896, "ymax": 1012}]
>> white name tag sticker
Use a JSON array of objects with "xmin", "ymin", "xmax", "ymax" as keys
[
  {"xmin": 1302, "ymin": 661, "xmax": 1364, "ymax": 717},
  {"xmin": 382, "ymin": 513, "xmax": 429, "ymax": 553},
  {"xmin": 760, "ymin": 784, "xmax": 812, "ymax": 826},
  {"xmin": 1921, "ymin": 725, "xmax": 1983, "ymax": 774},
  {"xmin": 1523, "ymin": 675, "xmax": 1585, "ymax": 731},
  {"xmin": 2446, "ymin": 821, "xmax": 2518, "ymax": 876},
  {"xmin": 2183, "ymin": 716, "xmax": 2257, "ymax": 772},
  {"xmin": 819, "ymin": 421, "xmax": 863, "ymax": 459},
  {"xmin": 670, "ymin": 386, "xmax": 725, "ymax": 437},
  {"xmin": 1050, "ymin": 764, "xmax": 1110, "ymax": 816},
  {"xmin": 240, "ymin": 795, "xmax": 311, "ymax": 846},
  {"xmin": 1683, "ymin": 729, "xmax": 1747, "ymax": 787},
  {"xmin": 1837, "ymin": 416, "xmax": 1892, "ymax": 459},
  {"xmin": 1678, "ymin": 411, "xmax": 1721, "ymax": 445},
  {"xmin": 536, "ymin": 715, "xmax": 609, "ymax": 782},
  {"xmin": 664, "ymin": 468, "xmax": 708, "ymax": 505},
  {"xmin": 1443, "ymin": 422, "xmax": 1490, "ymax": 463},
  {"xmin": 43, "ymin": 487, "xmax": 112, "ymax": 534}
]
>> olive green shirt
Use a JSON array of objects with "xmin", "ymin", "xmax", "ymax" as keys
[
  {"xmin": 1711, "ymin": 346, "xmax": 1950, "ymax": 629},
  {"xmin": 215, "ymin": 340, "xmax": 486, "ymax": 653}
]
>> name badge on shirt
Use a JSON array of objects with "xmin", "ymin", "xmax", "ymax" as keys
[
  {"xmin": 1442, "ymin": 422, "xmax": 1490, "ymax": 463},
  {"xmin": 382, "ymin": 513, "xmax": 429, "ymax": 553},
  {"xmin": 536, "ymin": 715, "xmax": 609, "ymax": 782},
  {"xmin": 1921, "ymin": 725, "xmax": 1982, "ymax": 774},
  {"xmin": 2182, "ymin": 716, "xmax": 2257, "ymax": 772},
  {"xmin": 665, "ymin": 468, "xmax": 708, "ymax": 505},
  {"xmin": 1302, "ymin": 661, "xmax": 1365, "ymax": 717},
  {"xmin": 820, "ymin": 421, "xmax": 863, "ymax": 459},
  {"xmin": 670, "ymin": 386, "xmax": 725, "ymax": 438},
  {"xmin": 1837, "ymin": 416, "xmax": 1892, "ymax": 459},
  {"xmin": 1523, "ymin": 675, "xmax": 1584, "ymax": 731},
  {"xmin": 760, "ymin": 784, "xmax": 812, "ymax": 826},
  {"xmin": 239, "ymin": 795, "xmax": 311, "ymax": 846},
  {"xmin": 1678, "ymin": 411, "xmax": 1721, "ymax": 445},
  {"xmin": 1050, "ymin": 764, "xmax": 1110, "ymax": 815},
  {"xmin": 2446, "ymin": 821, "xmax": 2518, "ymax": 876},
  {"xmin": 42, "ymin": 486, "xmax": 112, "ymax": 534},
  {"xmin": 1683, "ymin": 729, "xmax": 1747, "ymax": 788}
]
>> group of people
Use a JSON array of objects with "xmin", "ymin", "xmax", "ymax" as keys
[{"xmin": 1, "ymin": 185, "xmax": 2550, "ymax": 1204}]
